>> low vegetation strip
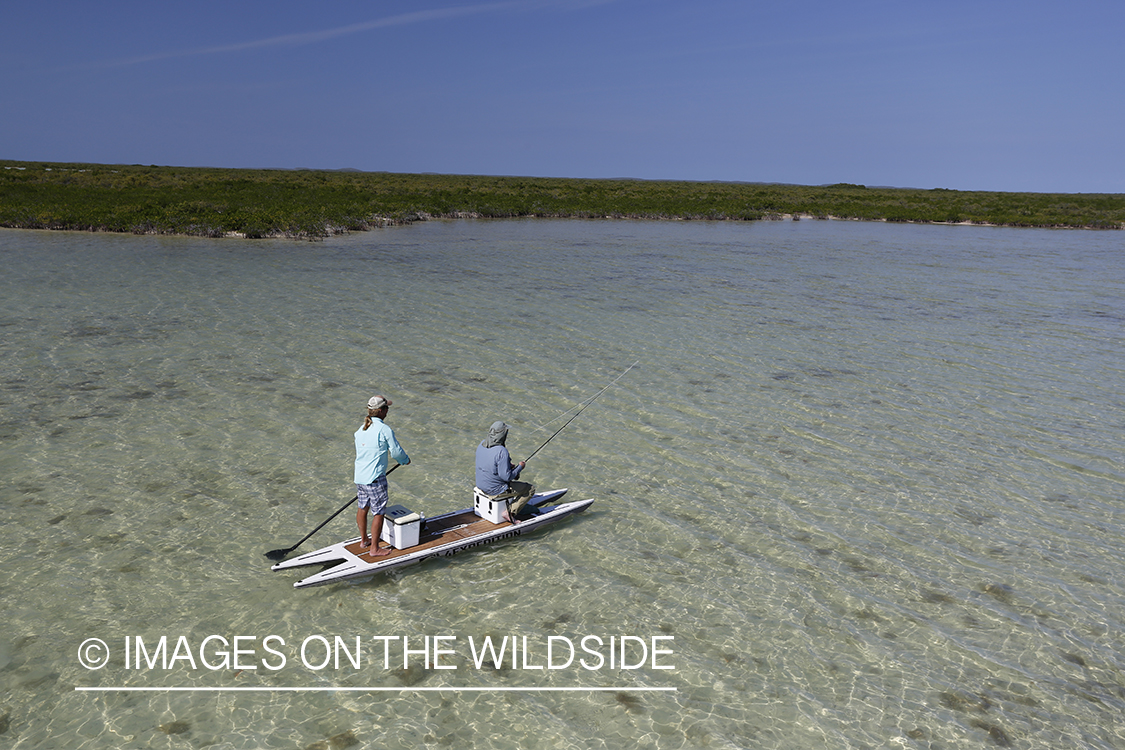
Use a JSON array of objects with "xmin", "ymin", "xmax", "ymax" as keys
[{"xmin": 2, "ymin": 160, "xmax": 1122, "ymax": 239}]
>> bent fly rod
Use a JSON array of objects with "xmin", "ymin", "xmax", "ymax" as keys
[{"xmin": 523, "ymin": 360, "xmax": 639, "ymax": 463}]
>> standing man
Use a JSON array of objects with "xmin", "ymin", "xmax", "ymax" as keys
[
  {"xmin": 355, "ymin": 395, "xmax": 410, "ymax": 556},
  {"xmin": 475, "ymin": 420, "xmax": 535, "ymax": 524}
]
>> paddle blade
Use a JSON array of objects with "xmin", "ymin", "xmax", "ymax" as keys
[{"xmin": 265, "ymin": 547, "xmax": 293, "ymax": 561}]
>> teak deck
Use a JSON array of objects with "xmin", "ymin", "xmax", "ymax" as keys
[{"xmin": 343, "ymin": 510, "xmax": 505, "ymax": 561}]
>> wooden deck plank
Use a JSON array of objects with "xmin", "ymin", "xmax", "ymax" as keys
[{"xmin": 342, "ymin": 512, "xmax": 506, "ymax": 562}]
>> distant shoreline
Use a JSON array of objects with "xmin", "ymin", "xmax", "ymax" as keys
[{"xmin": 3, "ymin": 160, "xmax": 1122, "ymax": 239}]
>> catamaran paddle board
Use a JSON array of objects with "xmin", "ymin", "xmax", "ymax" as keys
[{"xmin": 271, "ymin": 488, "xmax": 591, "ymax": 588}]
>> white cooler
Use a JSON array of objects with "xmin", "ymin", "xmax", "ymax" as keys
[{"xmin": 379, "ymin": 504, "xmax": 422, "ymax": 549}]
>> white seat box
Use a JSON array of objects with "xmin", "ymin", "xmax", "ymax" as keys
[{"xmin": 473, "ymin": 487, "xmax": 507, "ymax": 524}]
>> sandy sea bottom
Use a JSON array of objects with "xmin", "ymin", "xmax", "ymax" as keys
[{"xmin": 1, "ymin": 219, "xmax": 1123, "ymax": 749}]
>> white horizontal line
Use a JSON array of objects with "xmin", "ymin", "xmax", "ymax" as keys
[{"xmin": 76, "ymin": 686, "xmax": 676, "ymax": 693}]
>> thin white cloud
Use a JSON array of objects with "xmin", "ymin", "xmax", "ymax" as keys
[{"xmin": 103, "ymin": 0, "xmax": 606, "ymax": 67}]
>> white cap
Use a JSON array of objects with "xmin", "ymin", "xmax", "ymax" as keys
[{"xmin": 367, "ymin": 395, "xmax": 392, "ymax": 410}]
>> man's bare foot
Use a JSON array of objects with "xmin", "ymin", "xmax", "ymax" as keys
[
  {"xmin": 359, "ymin": 537, "xmax": 372, "ymax": 550},
  {"xmin": 367, "ymin": 545, "xmax": 391, "ymax": 557}
]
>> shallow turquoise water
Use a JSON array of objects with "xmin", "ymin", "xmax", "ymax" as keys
[{"xmin": 1, "ymin": 219, "xmax": 1123, "ymax": 748}]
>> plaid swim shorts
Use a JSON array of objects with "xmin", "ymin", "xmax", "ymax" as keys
[{"xmin": 356, "ymin": 476, "xmax": 389, "ymax": 514}]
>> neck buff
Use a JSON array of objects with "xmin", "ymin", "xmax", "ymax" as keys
[{"xmin": 484, "ymin": 420, "xmax": 509, "ymax": 448}]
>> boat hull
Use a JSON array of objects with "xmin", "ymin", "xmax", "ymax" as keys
[{"xmin": 271, "ymin": 489, "xmax": 591, "ymax": 588}]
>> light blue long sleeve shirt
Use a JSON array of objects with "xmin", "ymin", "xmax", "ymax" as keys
[{"xmin": 354, "ymin": 418, "xmax": 410, "ymax": 484}]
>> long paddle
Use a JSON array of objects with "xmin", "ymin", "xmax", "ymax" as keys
[{"xmin": 265, "ymin": 463, "xmax": 400, "ymax": 561}]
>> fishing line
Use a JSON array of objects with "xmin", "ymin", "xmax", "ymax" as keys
[
  {"xmin": 530, "ymin": 398, "xmax": 591, "ymax": 433},
  {"xmin": 531, "ymin": 361, "xmax": 641, "ymax": 433},
  {"xmin": 523, "ymin": 360, "xmax": 639, "ymax": 463}
]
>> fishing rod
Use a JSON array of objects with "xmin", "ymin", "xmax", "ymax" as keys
[{"xmin": 523, "ymin": 360, "xmax": 638, "ymax": 463}]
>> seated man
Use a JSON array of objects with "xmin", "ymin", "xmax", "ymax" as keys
[{"xmin": 475, "ymin": 421, "xmax": 535, "ymax": 524}]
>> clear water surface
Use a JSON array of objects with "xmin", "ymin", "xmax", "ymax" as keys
[{"xmin": 1, "ymin": 218, "xmax": 1122, "ymax": 749}]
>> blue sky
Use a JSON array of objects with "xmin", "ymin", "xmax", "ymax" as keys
[{"xmin": 3, "ymin": 0, "xmax": 1122, "ymax": 193}]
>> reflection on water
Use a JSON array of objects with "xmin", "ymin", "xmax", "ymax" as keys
[{"xmin": 1, "ymin": 220, "xmax": 1123, "ymax": 749}]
